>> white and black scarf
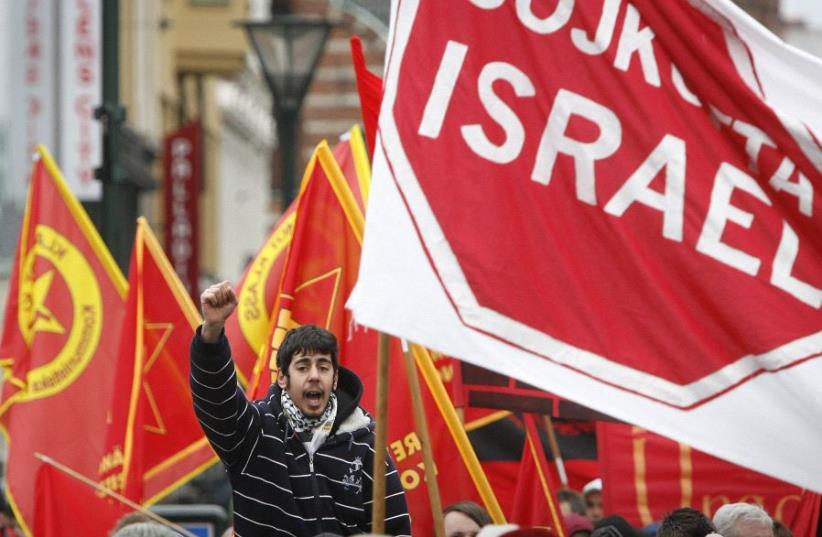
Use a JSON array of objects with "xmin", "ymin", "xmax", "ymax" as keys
[{"xmin": 282, "ymin": 388, "xmax": 336, "ymax": 429}]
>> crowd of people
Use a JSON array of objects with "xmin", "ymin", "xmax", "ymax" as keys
[
  {"xmin": 184, "ymin": 282, "xmax": 798, "ymax": 537},
  {"xmin": 438, "ymin": 478, "xmax": 788, "ymax": 537}
]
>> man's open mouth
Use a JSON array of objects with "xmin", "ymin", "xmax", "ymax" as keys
[{"xmin": 305, "ymin": 390, "xmax": 324, "ymax": 401}]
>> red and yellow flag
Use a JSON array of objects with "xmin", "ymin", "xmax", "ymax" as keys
[
  {"xmin": 103, "ymin": 217, "xmax": 217, "ymax": 506},
  {"xmin": 227, "ymin": 125, "xmax": 371, "ymax": 386},
  {"xmin": 0, "ymin": 146, "xmax": 127, "ymax": 536},
  {"xmin": 249, "ymin": 139, "xmax": 502, "ymax": 535}
]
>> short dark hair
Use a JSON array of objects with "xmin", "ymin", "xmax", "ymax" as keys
[
  {"xmin": 772, "ymin": 521, "xmax": 793, "ymax": 537},
  {"xmin": 558, "ymin": 489, "xmax": 586, "ymax": 516},
  {"xmin": 443, "ymin": 500, "xmax": 492, "ymax": 528},
  {"xmin": 658, "ymin": 508, "xmax": 715, "ymax": 537},
  {"xmin": 277, "ymin": 324, "xmax": 339, "ymax": 374}
]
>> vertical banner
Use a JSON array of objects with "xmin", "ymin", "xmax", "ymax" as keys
[
  {"xmin": 163, "ymin": 121, "xmax": 201, "ymax": 302},
  {"xmin": 9, "ymin": 0, "xmax": 56, "ymax": 202},
  {"xmin": 59, "ymin": 0, "xmax": 101, "ymax": 200}
]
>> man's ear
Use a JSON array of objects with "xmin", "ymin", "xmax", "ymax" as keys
[
  {"xmin": 333, "ymin": 369, "xmax": 339, "ymax": 391},
  {"xmin": 276, "ymin": 368, "xmax": 287, "ymax": 389}
]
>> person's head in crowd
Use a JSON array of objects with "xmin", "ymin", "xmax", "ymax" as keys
[
  {"xmin": 642, "ymin": 521, "xmax": 660, "ymax": 537},
  {"xmin": 657, "ymin": 507, "xmax": 716, "ymax": 537},
  {"xmin": 110, "ymin": 512, "xmax": 154, "ymax": 535},
  {"xmin": 772, "ymin": 521, "xmax": 792, "ymax": 537},
  {"xmin": 565, "ymin": 512, "xmax": 595, "ymax": 537},
  {"xmin": 592, "ymin": 515, "xmax": 640, "ymax": 537},
  {"xmin": 444, "ymin": 501, "xmax": 493, "ymax": 537},
  {"xmin": 110, "ymin": 522, "xmax": 180, "ymax": 537},
  {"xmin": 713, "ymin": 503, "xmax": 774, "ymax": 537},
  {"xmin": 583, "ymin": 478, "xmax": 604, "ymax": 523},
  {"xmin": 559, "ymin": 489, "xmax": 586, "ymax": 516}
]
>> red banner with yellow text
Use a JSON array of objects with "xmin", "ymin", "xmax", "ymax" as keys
[
  {"xmin": 599, "ymin": 423, "xmax": 820, "ymax": 536},
  {"xmin": 0, "ymin": 146, "xmax": 127, "ymax": 536}
]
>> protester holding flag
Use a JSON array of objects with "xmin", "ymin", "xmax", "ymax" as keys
[{"xmin": 190, "ymin": 281, "xmax": 411, "ymax": 537}]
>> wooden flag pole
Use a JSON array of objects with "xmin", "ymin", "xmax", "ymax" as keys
[
  {"xmin": 371, "ymin": 332, "xmax": 391, "ymax": 533},
  {"xmin": 541, "ymin": 415, "xmax": 569, "ymax": 488},
  {"xmin": 34, "ymin": 453, "xmax": 198, "ymax": 537},
  {"xmin": 401, "ymin": 340, "xmax": 445, "ymax": 537}
]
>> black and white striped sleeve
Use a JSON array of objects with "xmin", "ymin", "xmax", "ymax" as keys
[{"xmin": 189, "ymin": 327, "xmax": 258, "ymax": 468}]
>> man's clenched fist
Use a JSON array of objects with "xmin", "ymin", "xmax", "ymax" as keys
[{"xmin": 200, "ymin": 280, "xmax": 238, "ymax": 343}]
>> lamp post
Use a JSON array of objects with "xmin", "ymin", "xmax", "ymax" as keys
[{"xmin": 242, "ymin": 13, "xmax": 333, "ymax": 208}]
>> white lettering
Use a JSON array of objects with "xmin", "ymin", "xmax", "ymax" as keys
[
  {"xmin": 671, "ymin": 64, "xmax": 700, "ymax": 106},
  {"xmin": 696, "ymin": 163, "xmax": 772, "ymax": 275},
  {"xmin": 604, "ymin": 134, "xmax": 687, "ymax": 241},
  {"xmin": 769, "ymin": 157, "xmax": 813, "ymax": 217},
  {"xmin": 571, "ymin": 0, "xmax": 621, "ymax": 55},
  {"xmin": 771, "ymin": 222, "xmax": 822, "ymax": 308},
  {"xmin": 419, "ymin": 41, "xmax": 469, "ymax": 139},
  {"xmin": 516, "ymin": 0, "xmax": 574, "ymax": 35},
  {"xmin": 614, "ymin": 4, "xmax": 660, "ymax": 87},
  {"xmin": 732, "ymin": 120, "xmax": 775, "ymax": 172},
  {"xmin": 532, "ymin": 89, "xmax": 622, "ymax": 205},
  {"xmin": 461, "ymin": 62, "xmax": 536, "ymax": 164},
  {"xmin": 467, "ymin": 0, "xmax": 504, "ymax": 8}
]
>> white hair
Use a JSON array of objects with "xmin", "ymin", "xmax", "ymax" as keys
[
  {"xmin": 713, "ymin": 503, "xmax": 773, "ymax": 537},
  {"xmin": 111, "ymin": 522, "xmax": 180, "ymax": 537}
]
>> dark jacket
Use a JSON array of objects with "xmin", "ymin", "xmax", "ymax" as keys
[{"xmin": 190, "ymin": 328, "xmax": 411, "ymax": 536}]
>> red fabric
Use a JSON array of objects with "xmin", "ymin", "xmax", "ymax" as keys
[
  {"xmin": 32, "ymin": 465, "xmax": 129, "ymax": 537},
  {"xmin": 509, "ymin": 415, "xmax": 566, "ymax": 535},
  {"xmin": 0, "ymin": 154, "xmax": 128, "ymax": 535},
  {"xmin": 786, "ymin": 490, "xmax": 821, "ymax": 537},
  {"xmin": 350, "ymin": 35, "xmax": 383, "ymax": 160},
  {"xmin": 599, "ymin": 423, "xmax": 820, "ymax": 536},
  {"xmin": 104, "ymin": 220, "xmax": 217, "ymax": 506}
]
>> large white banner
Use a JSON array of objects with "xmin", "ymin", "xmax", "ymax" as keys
[
  {"xmin": 9, "ymin": 0, "xmax": 56, "ymax": 203},
  {"xmin": 59, "ymin": 0, "xmax": 101, "ymax": 201},
  {"xmin": 349, "ymin": 0, "xmax": 822, "ymax": 492}
]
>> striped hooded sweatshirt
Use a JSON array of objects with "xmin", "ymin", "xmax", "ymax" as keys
[{"xmin": 190, "ymin": 329, "xmax": 411, "ymax": 536}]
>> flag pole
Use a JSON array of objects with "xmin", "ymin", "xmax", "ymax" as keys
[
  {"xmin": 34, "ymin": 453, "xmax": 198, "ymax": 537},
  {"xmin": 541, "ymin": 415, "xmax": 569, "ymax": 488},
  {"xmin": 371, "ymin": 332, "xmax": 391, "ymax": 533},
  {"xmin": 401, "ymin": 340, "xmax": 445, "ymax": 537}
]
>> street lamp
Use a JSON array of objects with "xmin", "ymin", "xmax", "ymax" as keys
[{"xmin": 243, "ymin": 14, "xmax": 333, "ymax": 208}]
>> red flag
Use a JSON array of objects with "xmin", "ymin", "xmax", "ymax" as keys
[
  {"xmin": 509, "ymin": 415, "xmax": 566, "ymax": 534},
  {"xmin": 599, "ymin": 423, "xmax": 820, "ymax": 536},
  {"xmin": 350, "ymin": 35, "xmax": 383, "ymax": 160},
  {"xmin": 249, "ymin": 140, "xmax": 502, "ymax": 535},
  {"xmin": 104, "ymin": 217, "xmax": 218, "ymax": 506},
  {"xmin": 33, "ymin": 463, "xmax": 130, "ymax": 537},
  {"xmin": 0, "ymin": 146, "xmax": 127, "ymax": 535},
  {"xmin": 786, "ymin": 491, "xmax": 821, "ymax": 537},
  {"xmin": 227, "ymin": 126, "xmax": 369, "ymax": 386}
]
